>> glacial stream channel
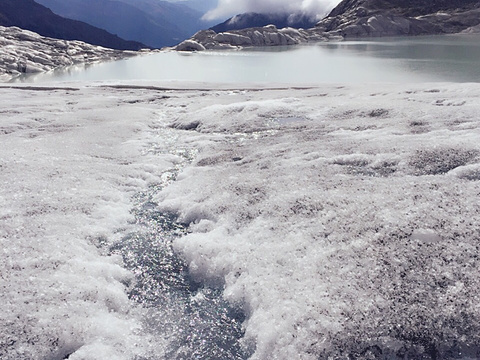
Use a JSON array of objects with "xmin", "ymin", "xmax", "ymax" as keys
[{"xmin": 107, "ymin": 145, "xmax": 252, "ymax": 359}]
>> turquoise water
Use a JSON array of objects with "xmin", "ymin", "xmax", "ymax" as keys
[{"xmin": 19, "ymin": 34, "xmax": 480, "ymax": 84}]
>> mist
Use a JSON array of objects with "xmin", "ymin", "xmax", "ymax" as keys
[{"xmin": 203, "ymin": 0, "xmax": 342, "ymax": 21}]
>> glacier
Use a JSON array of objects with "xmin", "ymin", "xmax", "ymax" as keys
[
  {"xmin": 0, "ymin": 26, "xmax": 138, "ymax": 82},
  {"xmin": 2, "ymin": 80, "xmax": 480, "ymax": 359}
]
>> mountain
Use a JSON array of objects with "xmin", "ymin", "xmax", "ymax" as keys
[
  {"xmin": 0, "ymin": 0, "xmax": 145, "ymax": 50},
  {"xmin": 173, "ymin": 0, "xmax": 218, "ymax": 14},
  {"xmin": 117, "ymin": 0, "xmax": 216, "ymax": 36},
  {"xmin": 316, "ymin": 0, "xmax": 480, "ymax": 37},
  {"xmin": 177, "ymin": 0, "xmax": 480, "ymax": 50},
  {"xmin": 328, "ymin": 0, "xmax": 479, "ymax": 18},
  {"xmin": 35, "ymin": 0, "xmax": 215, "ymax": 48},
  {"xmin": 210, "ymin": 12, "xmax": 317, "ymax": 33}
]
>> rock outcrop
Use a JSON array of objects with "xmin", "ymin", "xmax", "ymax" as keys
[
  {"xmin": 0, "ymin": 26, "xmax": 138, "ymax": 81},
  {"xmin": 175, "ymin": 0, "xmax": 480, "ymax": 51},
  {"xmin": 175, "ymin": 25, "xmax": 334, "ymax": 51},
  {"xmin": 317, "ymin": 0, "xmax": 480, "ymax": 37}
]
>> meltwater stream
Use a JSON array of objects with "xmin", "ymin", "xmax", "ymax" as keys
[{"xmin": 108, "ymin": 147, "xmax": 252, "ymax": 359}]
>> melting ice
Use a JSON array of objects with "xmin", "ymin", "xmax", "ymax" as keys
[{"xmin": 2, "ymin": 82, "xmax": 480, "ymax": 359}]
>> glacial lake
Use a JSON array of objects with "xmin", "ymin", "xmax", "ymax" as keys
[{"xmin": 19, "ymin": 34, "xmax": 480, "ymax": 84}]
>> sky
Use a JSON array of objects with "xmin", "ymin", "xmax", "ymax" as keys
[{"xmin": 200, "ymin": 0, "xmax": 343, "ymax": 21}]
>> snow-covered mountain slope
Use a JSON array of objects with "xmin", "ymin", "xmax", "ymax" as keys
[
  {"xmin": 0, "ymin": 26, "xmax": 138, "ymax": 81},
  {"xmin": 2, "ymin": 81, "xmax": 480, "ymax": 359}
]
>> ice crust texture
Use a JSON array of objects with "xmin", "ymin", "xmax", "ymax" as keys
[{"xmin": 1, "ymin": 82, "xmax": 480, "ymax": 359}]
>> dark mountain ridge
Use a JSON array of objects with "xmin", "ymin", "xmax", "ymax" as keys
[
  {"xmin": 35, "ymin": 0, "xmax": 215, "ymax": 48},
  {"xmin": 0, "ymin": 0, "xmax": 146, "ymax": 50}
]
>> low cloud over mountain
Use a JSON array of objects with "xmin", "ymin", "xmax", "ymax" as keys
[
  {"xmin": 203, "ymin": 0, "xmax": 341, "ymax": 21},
  {"xmin": 210, "ymin": 12, "xmax": 318, "ymax": 33}
]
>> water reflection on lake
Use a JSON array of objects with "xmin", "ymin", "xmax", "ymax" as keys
[{"xmin": 19, "ymin": 34, "xmax": 480, "ymax": 84}]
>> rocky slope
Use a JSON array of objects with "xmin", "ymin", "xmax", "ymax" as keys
[
  {"xmin": 0, "ymin": 26, "xmax": 138, "ymax": 81},
  {"xmin": 317, "ymin": 0, "xmax": 480, "ymax": 37},
  {"xmin": 175, "ymin": 0, "xmax": 480, "ymax": 50},
  {"xmin": 174, "ymin": 25, "xmax": 331, "ymax": 51}
]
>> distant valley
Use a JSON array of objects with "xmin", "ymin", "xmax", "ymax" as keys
[
  {"xmin": 34, "ymin": 0, "xmax": 217, "ymax": 48},
  {"xmin": 0, "ymin": 0, "xmax": 145, "ymax": 50}
]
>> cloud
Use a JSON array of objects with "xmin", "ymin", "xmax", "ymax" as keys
[{"xmin": 203, "ymin": 0, "xmax": 342, "ymax": 21}]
